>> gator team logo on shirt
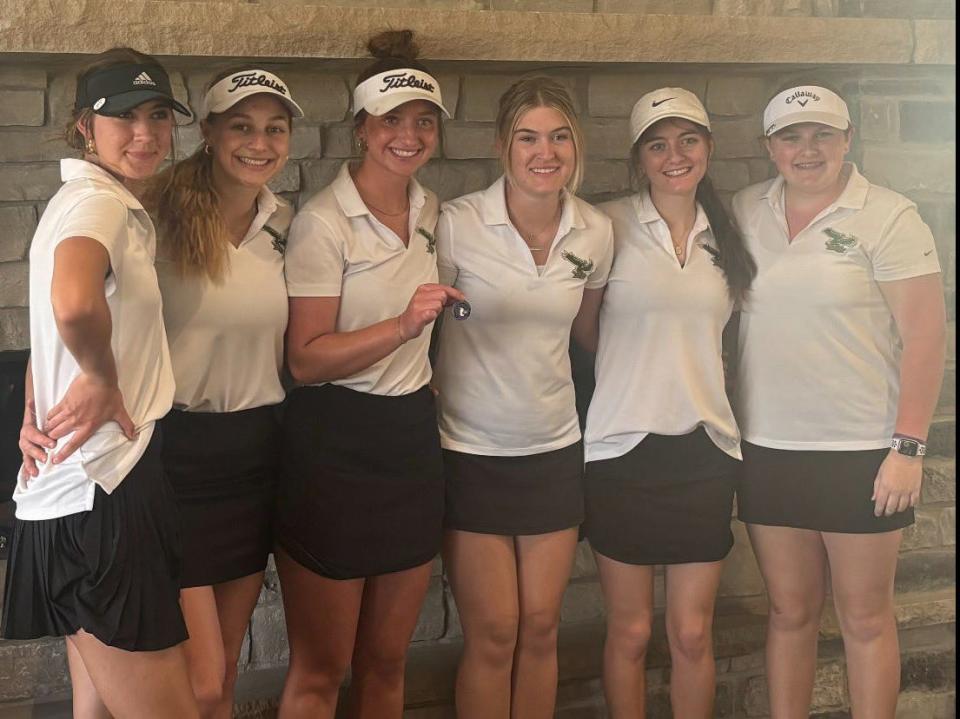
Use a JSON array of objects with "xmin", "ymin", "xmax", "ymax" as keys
[
  {"xmin": 823, "ymin": 227, "xmax": 858, "ymax": 254},
  {"xmin": 561, "ymin": 250, "xmax": 594, "ymax": 279},
  {"xmin": 265, "ymin": 226, "xmax": 287, "ymax": 255},
  {"xmin": 698, "ymin": 242, "xmax": 722, "ymax": 267},
  {"xmin": 417, "ymin": 227, "xmax": 436, "ymax": 254}
]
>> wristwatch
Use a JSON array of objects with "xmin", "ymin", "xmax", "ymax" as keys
[{"xmin": 891, "ymin": 435, "xmax": 927, "ymax": 457}]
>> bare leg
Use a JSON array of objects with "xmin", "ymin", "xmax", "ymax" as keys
[
  {"xmin": 444, "ymin": 530, "xmax": 520, "ymax": 719},
  {"xmin": 346, "ymin": 561, "xmax": 433, "ymax": 719},
  {"xmin": 211, "ymin": 571, "xmax": 266, "ymax": 719},
  {"xmin": 511, "ymin": 528, "xmax": 579, "ymax": 719},
  {"xmin": 594, "ymin": 551, "xmax": 655, "ymax": 719},
  {"xmin": 67, "ymin": 630, "xmax": 199, "ymax": 719},
  {"xmin": 65, "ymin": 638, "xmax": 111, "ymax": 719},
  {"xmin": 746, "ymin": 524, "xmax": 828, "ymax": 719},
  {"xmin": 180, "ymin": 586, "xmax": 227, "ymax": 716},
  {"xmin": 275, "ymin": 548, "xmax": 364, "ymax": 719},
  {"xmin": 664, "ymin": 561, "xmax": 724, "ymax": 719},
  {"xmin": 822, "ymin": 530, "xmax": 903, "ymax": 719}
]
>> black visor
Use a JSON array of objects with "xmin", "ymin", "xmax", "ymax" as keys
[{"xmin": 76, "ymin": 62, "xmax": 191, "ymax": 118}]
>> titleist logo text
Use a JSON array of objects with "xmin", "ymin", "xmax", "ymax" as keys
[
  {"xmin": 229, "ymin": 73, "xmax": 288, "ymax": 95},
  {"xmin": 379, "ymin": 73, "xmax": 435, "ymax": 94}
]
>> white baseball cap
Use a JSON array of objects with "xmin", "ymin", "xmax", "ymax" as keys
[
  {"xmin": 200, "ymin": 70, "xmax": 304, "ymax": 120},
  {"xmin": 630, "ymin": 87, "xmax": 711, "ymax": 146},
  {"xmin": 763, "ymin": 85, "xmax": 850, "ymax": 136},
  {"xmin": 352, "ymin": 68, "xmax": 450, "ymax": 118}
]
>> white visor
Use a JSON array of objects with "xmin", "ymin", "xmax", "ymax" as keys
[
  {"xmin": 763, "ymin": 85, "xmax": 850, "ymax": 136},
  {"xmin": 352, "ymin": 68, "xmax": 450, "ymax": 118},
  {"xmin": 200, "ymin": 70, "xmax": 304, "ymax": 120}
]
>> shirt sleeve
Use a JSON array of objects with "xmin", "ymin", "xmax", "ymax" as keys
[
  {"xmin": 871, "ymin": 204, "xmax": 942, "ymax": 282},
  {"xmin": 585, "ymin": 216, "xmax": 614, "ymax": 290},
  {"xmin": 284, "ymin": 209, "xmax": 345, "ymax": 297},
  {"xmin": 436, "ymin": 210, "xmax": 459, "ymax": 287},
  {"xmin": 57, "ymin": 194, "xmax": 128, "ymax": 275}
]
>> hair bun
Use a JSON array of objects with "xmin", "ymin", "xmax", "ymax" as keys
[{"xmin": 367, "ymin": 30, "xmax": 420, "ymax": 61}]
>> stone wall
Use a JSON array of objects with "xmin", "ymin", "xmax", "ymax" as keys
[{"xmin": 0, "ymin": 2, "xmax": 955, "ymax": 717}]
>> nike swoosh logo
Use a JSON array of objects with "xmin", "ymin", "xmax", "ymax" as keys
[
  {"xmin": 652, "ymin": 98, "xmax": 675, "ymax": 107},
  {"xmin": 924, "ymin": 249, "xmax": 934, "ymax": 256}
]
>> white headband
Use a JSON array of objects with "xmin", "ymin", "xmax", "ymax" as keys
[
  {"xmin": 200, "ymin": 70, "xmax": 304, "ymax": 120},
  {"xmin": 352, "ymin": 68, "xmax": 450, "ymax": 118}
]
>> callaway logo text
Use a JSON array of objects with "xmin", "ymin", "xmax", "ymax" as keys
[
  {"xmin": 380, "ymin": 73, "xmax": 435, "ymax": 94},
  {"xmin": 784, "ymin": 89, "xmax": 820, "ymax": 108},
  {"xmin": 229, "ymin": 73, "xmax": 288, "ymax": 96}
]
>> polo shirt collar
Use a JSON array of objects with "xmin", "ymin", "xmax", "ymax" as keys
[
  {"xmin": 482, "ymin": 175, "xmax": 585, "ymax": 234},
  {"xmin": 240, "ymin": 186, "xmax": 281, "ymax": 247},
  {"xmin": 632, "ymin": 186, "xmax": 712, "ymax": 236},
  {"xmin": 762, "ymin": 161, "xmax": 867, "ymax": 214},
  {"xmin": 60, "ymin": 158, "xmax": 143, "ymax": 211},
  {"xmin": 332, "ymin": 161, "xmax": 427, "ymax": 219}
]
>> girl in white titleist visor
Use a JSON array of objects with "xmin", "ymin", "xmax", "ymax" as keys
[
  {"xmin": 733, "ymin": 83, "xmax": 945, "ymax": 718},
  {"xmin": 277, "ymin": 29, "xmax": 462, "ymax": 719},
  {"xmin": 150, "ymin": 66, "xmax": 298, "ymax": 718},
  {"xmin": 581, "ymin": 87, "xmax": 756, "ymax": 719}
]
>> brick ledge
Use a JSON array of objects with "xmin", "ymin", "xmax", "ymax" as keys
[{"xmin": 0, "ymin": 1, "xmax": 954, "ymax": 65}]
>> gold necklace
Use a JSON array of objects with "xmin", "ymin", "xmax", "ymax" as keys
[
  {"xmin": 364, "ymin": 197, "xmax": 409, "ymax": 217},
  {"xmin": 516, "ymin": 202, "xmax": 562, "ymax": 254}
]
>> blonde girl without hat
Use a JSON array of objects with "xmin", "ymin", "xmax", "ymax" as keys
[
  {"xmin": 276, "ymin": 29, "xmax": 463, "ymax": 718},
  {"xmin": 148, "ymin": 67, "xmax": 300, "ymax": 718},
  {"xmin": 732, "ymin": 84, "xmax": 946, "ymax": 718},
  {"xmin": 7, "ymin": 47, "xmax": 199, "ymax": 718},
  {"xmin": 432, "ymin": 76, "xmax": 613, "ymax": 719},
  {"xmin": 578, "ymin": 87, "xmax": 756, "ymax": 719}
]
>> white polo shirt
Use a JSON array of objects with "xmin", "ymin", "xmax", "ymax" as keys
[
  {"xmin": 284, "ymin": 162, "xmax": 439, "ymax": 396},
  {"xmin": 157, "ymin": 187, "xmax": 292, "ymax": 413},
  {"xmin": 733, "ymin": 163, "xmax": 941, "ymax": 450},
  {"xmin": 15, "ymin": 159, "xmax": 175, "ymax": 520},
  {"xmin": 433, "ymin": 176, "xmax": 614, "ymax": 456},
  {"xmin": 584, "ymin": 190, "xmax": 741, "ymax": 464}
]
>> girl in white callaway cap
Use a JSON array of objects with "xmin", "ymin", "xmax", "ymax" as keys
[
  {"xmin": 7, "ymin": 48, "xmax": 199, "ymax": 717},
  {"xmin": 580, "ymin": 87, "xmax": 756, "ymax": 718},
  {"xmin": 148, "ymin": 67, "xmax": 301, "ymax": 717},
  {"xmin": 277, "ymin": 30, "xmax": 463, "ymax": 718},
  {"xmin": 433, "ymin": 76, "xmax": 614, "ymax": 719},
  {"xmin": 733, "ymin": 84, "xmax": 945, "ymax": 717}
]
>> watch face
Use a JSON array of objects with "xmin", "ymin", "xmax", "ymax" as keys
[{"xmin": 898, "ymin": 439, "xmax": 920, "ymax": 457}]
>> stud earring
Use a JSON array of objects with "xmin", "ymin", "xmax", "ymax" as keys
[
  {"xmin": 203, "ymin": 143, "xmax": 213, "ymax": 156},
  {"xmin": 357, "ymin": 136, "xmax": 368, "ymax": 153}
]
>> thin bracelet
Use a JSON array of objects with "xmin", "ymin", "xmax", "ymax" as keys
[{"xmin": 395, "ymin": 316, "xmax": 407, "ymax": 344}]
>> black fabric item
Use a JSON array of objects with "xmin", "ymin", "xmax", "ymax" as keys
[
  {"xmin": 76, "ymin": 62, "xmax": 190, "ymax": 117},
  {"xmin": 0, "ymin": 430, "xmax": 187, "ymax": 650},
  {"xmin": 737, "ymin": 442, "xmax": 915, "ymax": 533},
  {"xmin": 276, "ymin": 384, "xmax": 444, "ymax": 580},
  {"xmin": 161, "ymin": 406, "xmax": 280, "ymax": 588},
  {"xmin": 443, "ymin": 441, "xmax": 584, "ymax": 536},
  {"xmin": 583, "ymin": 428, "xmax": 739, "ymax": 565}
]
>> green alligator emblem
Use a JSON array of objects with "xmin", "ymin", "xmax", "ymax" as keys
[
  {"xmin": 417, "ymin": 227, "xmax": 436, "ymax": 254},
  {"xmin": 823, "ymin": 228, "xmax": 858, "ymax": 254},
  {"xmin": 698, "ymin": 242, "xmax": 722, "ymax": 267},
  {"xmin": 561, "ymin": 250, "xmax": 594, "ymax": 279},
  {"xmin": 264, "ymin": 225, "xmax": 287, "ymax": 256}
]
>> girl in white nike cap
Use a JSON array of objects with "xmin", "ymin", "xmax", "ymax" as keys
[
  {"xmin": 148, "ymin": 66, "xmax": 300, "ymax": 717},
  {"xmin": 580, "ymin": 87, "xmax": 756, "ymax": 718},
  {"xmin": 277, "ymin": 30, "xmax": 463, "ymax": 718},
  {"xmin": 7, "ymin": 47, "xmax": 198, "ymax": 717},
  {"xmin": 733, "ymin": 83, "xmax": 946, "ymax": 717},
  {"xmin": 433, "ymin": 76, "xmax": 614, "ymax": 718}
]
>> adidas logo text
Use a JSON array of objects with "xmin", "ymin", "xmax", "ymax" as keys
[{"xmin": 132, "ymin": 72, "xmax": 156, "ymax": 86}]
